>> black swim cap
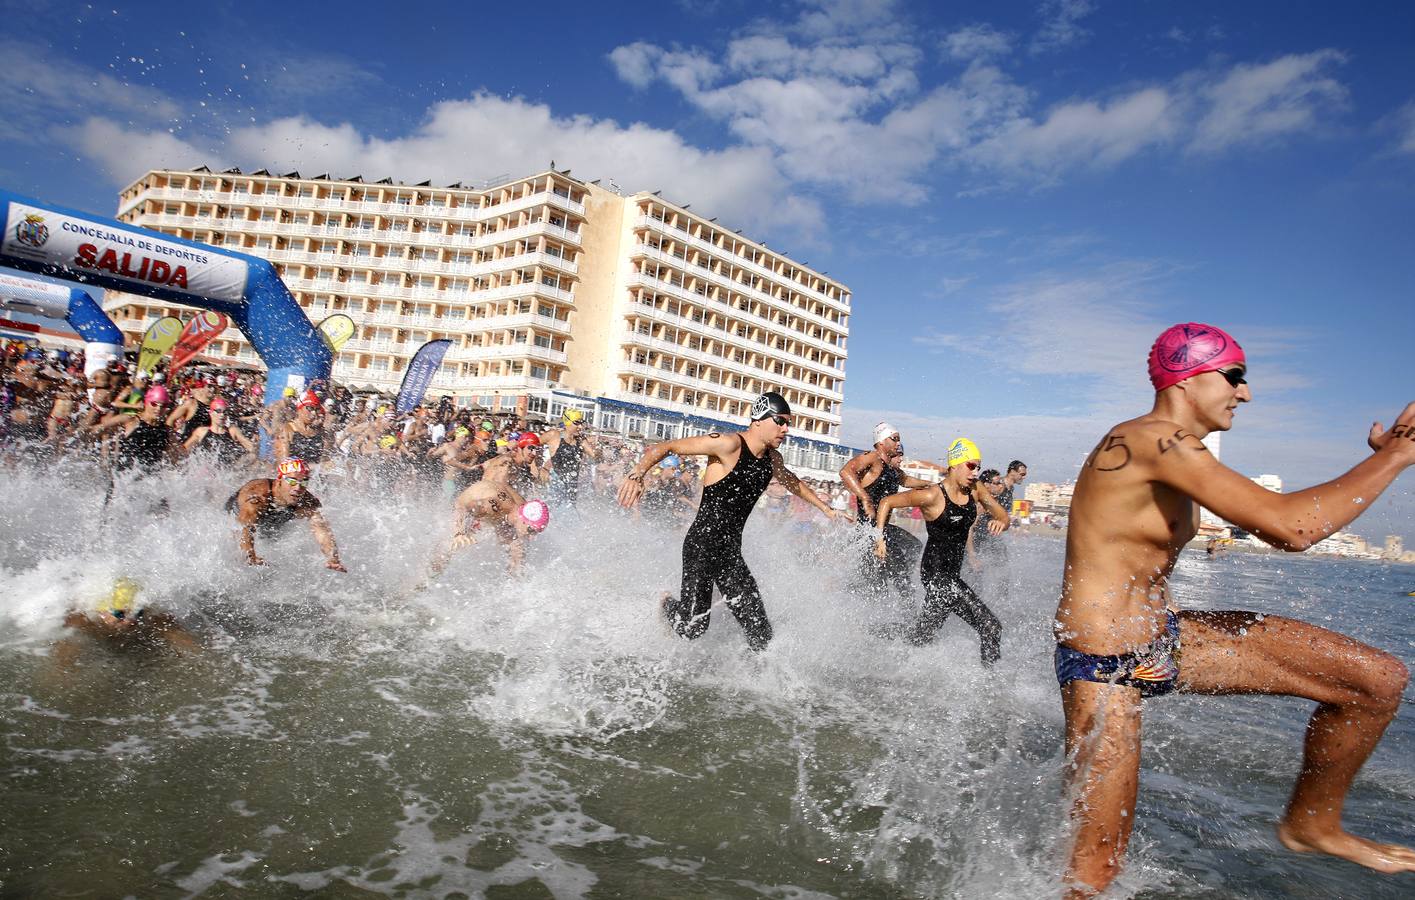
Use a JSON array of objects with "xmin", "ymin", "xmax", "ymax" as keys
[{"xmin": 749, "ymin": 391, "xmax": 791, "ymax": 421}]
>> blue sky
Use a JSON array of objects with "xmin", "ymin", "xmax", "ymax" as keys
[{"xmin": 2, "ymin": 0, "xmax": 1413, "ymax": 540}]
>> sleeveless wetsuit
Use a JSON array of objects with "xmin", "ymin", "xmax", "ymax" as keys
[
  {"xmin": 911, "ymin": 487, "xmax": 1002, "ymax": 664},
  {"xmin": 288, "ymin": 426, "xmax": 326, "ymax": 464},
  {"xmin": 860, "ymin": 463, "xmax": 922, "ymax": 597},
  {"xmin": 181, "ymin": 401, "xmax": 211, "ymax": 441},
  {"xmin": 202, "ymin": 427, "xmax": 244, "ymax": 465},
  {"xmin": 549, "ymin": 435, "xmax": 586, "ymax": 504},
  {"xmin": 117, "ymin": 420, "xmax": 169, "ymax": 473},
  {"xmin": 668, "ymin": 435, "xmax": 775, "ymax": 650}
]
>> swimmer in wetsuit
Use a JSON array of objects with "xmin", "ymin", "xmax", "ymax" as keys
[
  {"xmin": 274, "ymin": 392, "xmax": 329, "ymax": 468},
  {"xmin": 840, "ymin": 421, "xmax": 931, "ymax": 599},
  {"xmin": 226, "ymin": 457, "xmax": 346, "ymax": 571},
  {"xmin": 544, "ymin": 408, "xmax": 597, "ymax": 505},
  {"xmin": 167, "ymin": 379, "xmax": 215, "ymax": 442},
  {"xmin": 618, "ymin": 392, "xmax": 839, "ymax": 651},
  {"xmin": 93, "ymin": 385, "xmax": 178, "ymax": 477},
  {"xmin": 183, "ymin": 397, "xmax": 256, "ymax": 464},
  {"xmin": 874, "ymin": 437, "xmax": 1010, "ymax": 663},
  {"xmin": 1056, "ymin": 323, "xmax": 1415, "ymax": 896}
]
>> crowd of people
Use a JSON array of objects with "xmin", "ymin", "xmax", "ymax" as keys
[{"xmin": 5, "ymin": 318, "xmax": 1415, "ymax": 896}]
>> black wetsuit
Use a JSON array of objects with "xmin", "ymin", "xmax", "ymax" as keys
[
  {"xmin": 116, "ymin": 420, "xmax": 169, "ymax": 473},
  {"xmin": 287, "ymin": 426, "xmax": 326, "ymax": 464},
  {"xmin": 973, "ymin": 486, "xmax": 1012, "ymax": 552},
  {"xmin": 911, "ymin": 487, "xmax": 1001, "ymax": 664},
  {"xmin": 202, "ymin": 427, "xmax": 244, "ymax": 465},
  {"xmin": 180, "ymin": 401, "xmax": 211, "ymax": 441},
  {"xmin": 668, "ymin": 435, "xmax": 774, "ymax": 651},
  {"xmin": 549, "ymin": 435, "xmax": 586, "ymax": 504},
  {"xmin": 860, "ymin": 464, "xmax": 922, "ymax": 597}
]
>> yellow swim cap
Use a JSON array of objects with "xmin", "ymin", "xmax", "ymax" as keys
[
  {"xmin": 379, "ymin": 435, "xmax": 398, "ymax": 449},
  {"xmin": 946, "ymin": 437, "xmax": 981, "ymax": 468},
  {"xmin": 495, "ymin": 438, "xmax": 509, "ymax": 449},
  {"xmin": 563, "ymin": 408, "xmax": 585, "ymax": 425},
  {"xmin": 454, "ymin": 426, "xmax": 470, "ymax": 438},
  {"xmin": 102, "ymin": 577, "xmax": 141, "ymax": 614}
]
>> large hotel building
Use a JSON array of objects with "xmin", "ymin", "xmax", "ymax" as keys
[{"xmin": 105, "ymin": 167, "xmax": 854, "ymax": 474}]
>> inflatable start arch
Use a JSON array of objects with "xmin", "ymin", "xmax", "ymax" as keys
[
  {"xmin": 0, "ymin": 267, "xmax": 125, "ymax": 377},
  {"xmin": 0, "ymin": 189, "xmax": 331, "ymax": 398}
]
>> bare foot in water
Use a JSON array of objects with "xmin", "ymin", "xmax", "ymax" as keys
[{"xmin": 1278, "ymin": 823, "xmax": 1415, "ymax": 874}]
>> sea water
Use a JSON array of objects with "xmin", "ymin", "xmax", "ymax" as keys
[{"xmin": 1, "ymin": 463, "xmax": 1411, "ymax": 898}]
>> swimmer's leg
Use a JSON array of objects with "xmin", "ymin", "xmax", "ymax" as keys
[
  {"xmin": 670, "ymin": 541, "xmax": 716, "ymax": 641},
  {"xmin": 906, "ymin": 575, "xmax": 953, "ymax": 645},
  {"xmin": 717, "ymin": 550, "xmax": 771, "ymax": 652},
  {"xmin": 883, "ymin": 524, "xmax": 921, "ymax": 598},
  {"xmin": 1061, "ymin": 680, "xmax": 1143, "ymax": 898},
  {"xmin": 943, "ymin": 576, "xmax": 1002, "ymax": 665},
  {"xmin": 1176, "ymin": 611, "xmax": 1415, "ymax": 874}
]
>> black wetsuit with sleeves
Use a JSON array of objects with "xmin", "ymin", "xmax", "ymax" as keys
[
  {"xmin": 668, "ymin": 434, "xmax": 775, "ymax": 651},
  {"xmin": 910, "ymin": 487, "xmax": 1002, "ymax": 664}
]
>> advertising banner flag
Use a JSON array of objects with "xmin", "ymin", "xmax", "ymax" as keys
[
  {"xmin": 137, "ymin": 316, "xmax": 183, "ymax": 374},
  {"xmin": 317, "ymin": 314, "xmax": 356, "ymax": 352},
  {"xmin": 395, "ymin": 339, "xmax": 451, "ymax": 414},
  {"xmin": 169, "ymin": 311, "xmax": 230, "ymax": 372}
]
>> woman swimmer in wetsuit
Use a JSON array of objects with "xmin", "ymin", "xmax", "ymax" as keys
[{"xmin": 873, "ymin": 437, "xmax": 1011, "ymax": 664}]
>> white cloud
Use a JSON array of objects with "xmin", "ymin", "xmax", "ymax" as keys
[
  {"xmin": 57, "ymin": 119, "xmax": 215, "ymax": 182},
  {"xmin": 1029, "ymin": 0, "xmax": 1097, "ymax": 55},
  {"xmin": 966, "ymin": 87, "xmax": 1177, "ymax": 182},
  {"xmin": 1382, "ymin": 99, "xmax": 1415, "ymax": 155},
  {"xmin": 1189, "ymin": 50, "xmax": 1348, "ymax": 154},
  {"xmin": 609, "ymin": 9, "xmax": 1351, "ymax": 201},
  {"xmin": 0, "ymin": 39, "xmax": 180, "ymax": 143},
  {"xmin": 942, "ymin": 24, "xmax": 1015, "ymax": 62},
  {"xmin": 64, "ymin": 94, "xmax": 823, "ymax": 239}
]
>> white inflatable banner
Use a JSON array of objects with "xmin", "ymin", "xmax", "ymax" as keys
[
  {"xmin": 0, "ymin": 269, "xmax": 71, "ymax": 319},
  {"xmin": 3, "ymin": 201, "xmax": 249, "ymax": 303}
]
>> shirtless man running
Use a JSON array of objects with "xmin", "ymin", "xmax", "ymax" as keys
[{"xmin": 1057, "ymin": 322, "xmax": 1415, "ymax": 895}]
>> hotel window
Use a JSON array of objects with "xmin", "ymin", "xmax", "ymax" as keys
[{"xmin": 530, "ymin": 365, "xmax": 548, "ymax": 379}]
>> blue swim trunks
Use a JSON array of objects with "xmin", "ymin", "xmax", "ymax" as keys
[{"xmin": 1055, "ymin": 610, "xmax": 1181, "ymax": 698}]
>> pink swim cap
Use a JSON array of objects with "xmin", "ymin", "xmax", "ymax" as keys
[
  {"xmin": 210, "ymin": 397, "xmax": 229, "ymax": 411},
  {"xmin": 144, "ymin": 385, "xmax": 170, "ymax": 405},
  {"xmin": 1147, "ymin": 323, "xmax": 1245, "ymax": 392},
  {"xmin": 518, "ymin": 499, "xmax": 550, "ymax": 533}
]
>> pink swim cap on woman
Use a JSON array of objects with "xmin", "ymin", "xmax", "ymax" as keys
[
  {"xmin": 1147, "ymin": 323, "xmax": 1245, "ymax": 391},
  {"xmin": 144, "ymin": 385, "xmax": 170, "ymax": 405}
]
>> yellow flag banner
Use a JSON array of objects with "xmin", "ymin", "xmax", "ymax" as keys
[
  {"xmin": 317, "ymin": 314, "xmax": 356, "ymax": 352},
  {"xmin": 136, "ymin": 316, "xmax": 182, "ymax": 375}
]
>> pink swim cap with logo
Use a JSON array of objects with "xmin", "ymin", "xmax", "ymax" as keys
[{"xmin": 1147, "ymin": 323, "xmax": 1246, "ymax": 392}]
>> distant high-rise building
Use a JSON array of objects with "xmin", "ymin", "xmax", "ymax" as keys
[
  {"xmin": 105, "ymin": 166, "xmax": 855, "ymax": 473},
  {"xmin": 1252, "ymin": 473, "xmax": 1282, "ymax": 492}
]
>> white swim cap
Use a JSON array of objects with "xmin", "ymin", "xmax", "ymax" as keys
[{"xmin": 873, "ymin": 422, "xmax": 900, "ymax": 445}]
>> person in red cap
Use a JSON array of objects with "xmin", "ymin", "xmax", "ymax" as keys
[
  {"xmin": 225, "ymin": 457, "xmax": 345, "ymax": 571},
  {"xmin": 274, "ymin": 390, "xmax": 329, "ymax": 469},
  {"xmin": 475, "ymin": 431, "xmax": 547, "ymax": 495},
  {"xmin": 167, "ymin": 378, "xmax": 216, "ymax": 442},
  {"xmin": 183, "ymin": 396, "xmax": 257, "ymax": 464},
  {"xmin": 1056, "ymin": 323, "xmax": 1415, "ymax": 895}
]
